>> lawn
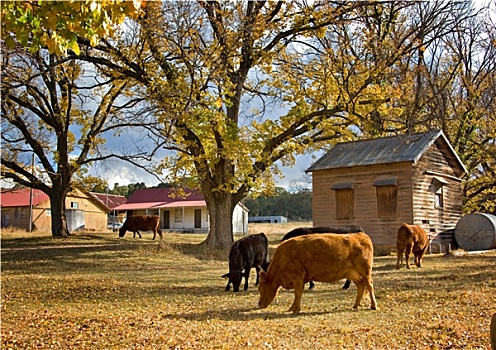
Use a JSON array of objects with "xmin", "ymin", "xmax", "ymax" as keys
[{"xmin": 1, "ymin": 225, "xmax": 495, "ymax": 349}]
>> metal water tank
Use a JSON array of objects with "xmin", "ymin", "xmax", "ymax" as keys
[{"xmin": 455, "ymin": 213, "xmax": 496, "ymax": 251}]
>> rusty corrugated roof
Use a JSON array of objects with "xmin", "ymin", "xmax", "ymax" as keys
[
  {"xmin": 306, "ymin": 130, "xmax": 467, "ymax": 173},
  {"xmin": 91, "ymin": 193, "xmax": 127, "ymax": 210}
]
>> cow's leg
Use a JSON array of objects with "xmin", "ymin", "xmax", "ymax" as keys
[
  {"xmin": 396, "ymin": 246, "xmax": 403, "ymax": 269},
  {"xmin": 155, "ymin": 229, "xmax": 163, "ymax": 249},
  {"xmin": 243, "ymin": 268, "xmax": 250, "ymax": 291},
  {"xmin": 342, "ymin": 279, "xmax": 351, "ymax": 290},
  {"xmin": 405, "ymin": 243, "xmax": 413, "ymax": 269},
  {"xmin": 416, "ymin": 245, "xmax": 428, "ymax": 267},
  {"xmin": 137, "ymin": 231, "xmax": 142, "ymax": 239},
  {"xmin": 365, "ymin": 277, "xmax": 377, "ymax": 310},
  {"xmin": 308, "ymin": 281, "xmax": 315, "ymax": 290},
  {"xmin": 225, "ymin": 279, "xmax": 231, "ymax": 291},
  {"xmin": 255, "ymin": 266, "xmax": 261, "ymax": 286},
  {"xmin": 289, "ymin": 279, "xmax": 304, "ymax": 314},
  {"xmin": 353, "ymin": 280, "xmax": 365, "ymax": 309},
  {"xmin": 414, "ymin": 252, "xmax": 420, "ymax": 267}
]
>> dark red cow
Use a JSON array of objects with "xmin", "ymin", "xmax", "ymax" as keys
[{"xmin": 119, "ymin": 215, "xmax": 162, "ymax": 240}]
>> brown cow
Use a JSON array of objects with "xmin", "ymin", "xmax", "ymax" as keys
[
  {"xmin": 258, "ymin": 232, "xmax": 377, "ymax": 314},
  {"xmin": 119, "ymin": 215, "xmax": 162, "ymax": 240},
  {"xmin": 396, "ymin": 223, "xmax": 429, "ymax": 269}
]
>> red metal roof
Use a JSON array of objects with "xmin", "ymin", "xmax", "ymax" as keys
[
  {"xmin": 0, "ymin": 188, "xmax": 49, "ymax": 207},
  {"xmin": 113, "ymin": 188, "xmax": 206, "ymax": 211},
  {"xmin": 126, "ymin": 187, "xmax": 204, "ymax": 203},
  {"xmin": 114, "ymin": 200, "xmax": 207, "ymax": 210},
  {"xmin": 90, "ymin": 192, "xmax": 127, "ymax": 210}
]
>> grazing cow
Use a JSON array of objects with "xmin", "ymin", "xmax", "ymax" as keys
[
  {"xmin": 396, "ymin": 223, "xmax": 429, "ymax": 269},
  {"xmin": 281, "ymin": 225, "xmax": 365, "ymax": 290},
  {"xmin": 222, "ymin": 233, "xmax": 270, "ymax": 292},
  {"xmin": 119, "ymin": 215, "xmax": 162, "ymax": 240},
  {"xmin": 258, "ymin": 232, "xmax": 377, "ymax": 314}
]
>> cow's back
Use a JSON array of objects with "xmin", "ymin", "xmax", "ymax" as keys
[
  {"xmin": 398, "ymin": 223, "xmax": 428, "ymax": 250},
  {"xmin": 281, "ymin": 225, "xmax": 364, "ymax": 241},
  {"xmin": 230, "ymin": 233, "xmax": 269, "ymax": 266},
  {"xmin": 124, "ymin": 215, "xmax": 160, "ymax": 231}
]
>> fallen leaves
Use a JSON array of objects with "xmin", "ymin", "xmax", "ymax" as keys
[{"xmin": 1, "ymin": 233, "xmax": 495, "ymax": 349}]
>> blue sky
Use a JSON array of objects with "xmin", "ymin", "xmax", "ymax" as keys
[{"xmin": 88, "ymin": 150, "xmax": 318, "ymax": 191}]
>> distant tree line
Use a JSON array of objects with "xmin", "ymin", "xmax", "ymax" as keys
[{"xmin": 243, "ymin": 187, "xmax": 312, "ymax": 222}]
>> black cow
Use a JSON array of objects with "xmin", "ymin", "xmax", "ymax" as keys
[
  {"xmin": 222, "ymin": 233, "xmax": 270, "ymax": 292},
  {"xmin": 281, "ymin": 225, "xmax": 365, "ymax": 290}
]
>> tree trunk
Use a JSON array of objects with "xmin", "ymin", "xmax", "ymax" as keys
[
  {"xmin": 203, "ymin": 192, "xmax": 235, "ymax": 250},
  {"xmin": 50, "ymin": 187, "xmax": 70, "ymax": 238}
]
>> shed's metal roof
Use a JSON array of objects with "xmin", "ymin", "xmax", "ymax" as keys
[{"xmin": 306, "ymin": 130, "xmax": 467, "ymax": 173}]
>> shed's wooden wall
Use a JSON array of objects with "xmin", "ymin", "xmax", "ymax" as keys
[
  {"xmin": 2, "ymin": 190, "xmax": 108, "ymax": 232},
  {"xmin": 32, "ymin": 202, "xmax": 52, "ymax": 231},
  {"xmin": 412, "ymin": 142, "xmax": 464, "ymax": 243},
  {"xmin": 1, "ymin": 203, "xmax": 52, "ymax": 231},
  {"xmin": 312, "ymin": 162, "xmax": 414, "ymax": 247},
  {"xmin": 65, "ymin": 189, "xmax": 108, "ymax": 231}
]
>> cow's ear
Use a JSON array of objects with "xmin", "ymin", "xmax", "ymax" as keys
[{"xmin": 259, "ymin": 270, "xmax": 266, "ymax": 282}]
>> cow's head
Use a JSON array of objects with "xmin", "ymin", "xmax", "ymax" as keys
[
  {"xmin": 258, "ymin": 271, "xmax": 279, "ymax": 309},
  {"xmin": 118, "ymin": 226, "xmax": 127, "ymax": 237},
  {"xmin": 230, "ymin": 270, "xmax": 243, "ymax": 292}
]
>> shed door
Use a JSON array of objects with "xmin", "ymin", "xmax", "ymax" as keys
[
  {"xmin": 194, "ymin": 209, "xmax": 201, "ymax": 229},
  {"xmin": 163, "ymin": 211, "xmax": 170, "ymax": 229}
]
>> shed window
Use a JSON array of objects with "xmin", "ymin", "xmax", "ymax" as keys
[
  {"xmin": 430, "ymin": 177, "xmax": 447, "ymax": 208},
  {"xmin": 332, "ymin": 182, "xmax": 354, "ymax": 220},
  {"xmin": 374, "ymin": 178, "xmax": 397, "ymax": 218},
  {"xmin": 70, "ymin": 202, "xmax": 78, "ymax": 209},
  {"xmin": 335, "ymin": 189, "xmax": 354, "ymax": 220}
]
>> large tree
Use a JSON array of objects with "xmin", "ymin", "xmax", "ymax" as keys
[
  {"xmin": 0, "ymin": 45, "xmax": 160, "ymax": 237},
  {"xmin": 361, "ymin": 2, "xmax": 496, "ymax": 213},
  {"xmin": 72, "ymin": 1, "xmax": 478, "ymax": 250}
]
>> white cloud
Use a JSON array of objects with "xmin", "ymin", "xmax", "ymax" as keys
[{"xmin": 88, "ymin": 159, "xmax": 161, "ymax": 189}]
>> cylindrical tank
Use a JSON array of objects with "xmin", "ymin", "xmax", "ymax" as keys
[{"xmin": 455, "ymin": 213, "xmax": 496, "ymax": 251}]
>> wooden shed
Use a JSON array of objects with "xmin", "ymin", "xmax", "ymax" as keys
[
  {"xmin": 0, "ymin": 187, "xmax": 109, "ymax": 232},
  {"xmin": 306, "ymin": 130, "xmax": 468, "ymax": 252}
]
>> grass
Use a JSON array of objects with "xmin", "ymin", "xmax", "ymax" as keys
[{"xmin": 1, "ymin": 224, "xmax": 496, "ymax": 349}]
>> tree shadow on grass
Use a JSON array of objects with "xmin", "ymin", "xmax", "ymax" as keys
[
  {"xmin": 158, "ymin": 305, "xmax": 351, "ymax": 322},
  {"xmin": 169, "ymin": 242, "xmax": 229, "ymax": 261},
  {"xmin": 0, "ymin": 241, "xmax": 154, "ymax": 273}
]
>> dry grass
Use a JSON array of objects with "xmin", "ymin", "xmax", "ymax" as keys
[{"xmin": 1, "ymin": 227, "xmax": 495, "ymax": 349}]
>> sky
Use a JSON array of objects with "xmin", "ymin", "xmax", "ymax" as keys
[{"xmin": 88, "ymin": 150, "xmax": 319, "ymax": 191}]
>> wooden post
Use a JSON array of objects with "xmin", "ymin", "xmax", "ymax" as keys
[{"xmin": 491, "ymin": 312, "xmax": 496, "ymax": 350}]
